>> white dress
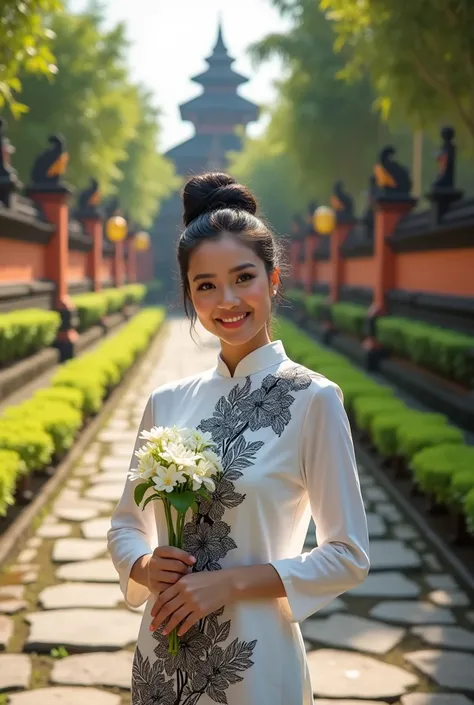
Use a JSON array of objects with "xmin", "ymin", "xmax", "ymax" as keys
[{"xmin": 108, "ymin": 340, "xmax": 370, "ymax": 705}]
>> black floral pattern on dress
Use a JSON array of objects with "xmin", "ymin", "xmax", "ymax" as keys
[{"xmin": 132, "ymin": 365, "xmax": 312, "ymax": 704}]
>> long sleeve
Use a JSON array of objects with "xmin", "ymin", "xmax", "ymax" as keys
[
  {"xmin": 107, "ymin": 394, "xmax": 158, "ymax": 608},
  {"xmin": 270, "ymin": 382, "xmax": 370, "ymax": 623}
]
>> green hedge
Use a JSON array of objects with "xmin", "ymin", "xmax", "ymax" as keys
[
  {"xmin": 0, "ymin": 307, "xmax": 166, "ymax": 514},
  {"xmin": 0, "ymin": 309, "xmax": 61, "ymax": 365},
  {"xmin": 0, "ymin": 449, "xmax": 25, "ymax": 517},
  {"xmin": 376, "ymin": 317, "xmax": 474, "ymax": 387},
  {"xmin": 276, "ymin": 315, "xmax": 473, "ymax": 527},
  {"xmin": 331, "ymin": 303, "xmax": 367, "ymax": 339},
  {"xmin": 411, "ymin": 444, "xmax": 474, "ymax": 507},
  {"xmin": 72, "ymin": 285, "xmax": 147, "ymax": 332}
]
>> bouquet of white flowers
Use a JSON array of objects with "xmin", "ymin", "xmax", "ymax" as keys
[{"xmin": 129, "ymin": 425, "xmax": 223, "ymax": 654}]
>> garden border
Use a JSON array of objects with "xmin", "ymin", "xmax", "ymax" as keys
[{"xmin": 0, "ymin": 316, "xmax": 168, "ymax": 568}]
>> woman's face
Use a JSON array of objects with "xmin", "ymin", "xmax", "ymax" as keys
[{"xmin": 187, "ymin": 233, "xmax": 276, "ymax": 349}]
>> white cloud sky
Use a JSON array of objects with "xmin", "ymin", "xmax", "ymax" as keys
[{"xmin": 69, "ymin": 0, "xmax": 292, "ymax": 152}]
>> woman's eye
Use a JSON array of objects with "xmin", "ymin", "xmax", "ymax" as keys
[
  {"xmin": 196, "ymin": 282, "xmax": 214, "ymax": 291},
  {"xmin": 237, "ymin": 273, "xmax": 255, "ymax": 283}
]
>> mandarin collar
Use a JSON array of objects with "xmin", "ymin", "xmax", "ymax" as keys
[{"xmin": 215, "ymin": 340, "xmax": 288, "ymax": 378}]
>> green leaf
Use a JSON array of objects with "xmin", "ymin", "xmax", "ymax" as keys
[
  {"xmin": 167, "ymin": 491, "xmax": 197, "ymax": 514},
  {"xmin": 142, "ymin": 494, "xmax": 162, "ymax": 510},
  {"xmin": 134, "ymin": 481, "xmax": 152, "ymax": 507}
]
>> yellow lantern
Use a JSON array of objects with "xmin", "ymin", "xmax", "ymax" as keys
[
  {"xmin": 106, "ymin": 215, "xmax": 127, "ymax": 242},
  {"xmin": 134, "ymin": 231, "xmax": 151, "ymax": 251},
  {"xmin": 313, "ymin": 205, "xmax": 336, "ymax": 235}
]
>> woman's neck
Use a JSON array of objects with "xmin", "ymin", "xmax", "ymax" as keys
[{"xmin": 220, "ymin": 328, "xmax": 271, "ymax": 377}]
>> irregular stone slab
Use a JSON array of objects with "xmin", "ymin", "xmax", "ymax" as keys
[
  {"xmin": 105, "ymin": 419, "xmax": 130, "ymax": 430},
  {"xmin": 405, "ymin": 649, "xmax": 474, "ymax": 691},
  {"xmin": 0, "ymin": 599, "xmax": 28, "ymax": 614},
  {"xmin": 393, "ymin": 524, "xmax": 420, "ymax": 541},
  {"xmin": 39, "ymin": 583, "xmax": 123, "ymax": 609},
  {"xmin": 74, "ymin": 466, "xmax": 95, "ymax": 477},
  {"xmin": 51, "ymin": 651, "xmax": 133, "ymax": 689},
  {"xmin": 364, "ymin": 487, "xmax": 389, "ymax": 502},
  {"xmin": 66, "ymin": 479, "xmax": 83, "ymax": 490},
  {"xmin": 371, "ymin": 601, "xmax": 455, "ymax": 625},
  {"xmin": 52, "ymin": 538, "xmax": 107, "ymax": 563},
  {"xmin": 401, "ymin": 694, "xmax": 473, "ymax": 705},
  {"xmin": 17, "ymin": 548, "xmax": 37, "ymax": 564},
  {"xmin": 424, "ymin": 554, "xmax": 442, "ymax": 571},
  {"xmin": 307, "ymin": 649, "xmax": 418, "ymax": 699},
  {"xmin": 366, "ymin": 513, "xmax": 387, "ymax": 538},
  {"xmin": 8, "ymin": 566, "xmax": 38, "ymax": 584},
  {"xmin": 26, "ymin": 537, "xmax": 42, "ymax": 549},
  {"xmin": 375, "ymin": 503, "xmax": 402, "ymax": 522},
  {"xmin": 56, "ymin": 559, "xmax": 119, "ymax": 583},
  {"xmin": 302, "ymin": 614, "xmax": 405, "ymax": 654},
  {"xmin": 0, "ymin": 615, "xmax": 13, "ymax": 649},
  {"xmin": 359, "ymin": 474, "xmax": 376, "ymax": 486},
  {"xmin": 349, "ymin": 571, "xmax": 420, "ymax": 598},
  {"xmin": 425, "ymin": 574, "xmax": 458, "ymax": 590},
  {"xmin": 315, "ymin": 701, "xmax": 388, "ymax": 705},
  {"xmin": 37, "ymin": 523, "xmax": 72, "ymax": 539},
  {"xmin": 109, "ymin": 444, "xmax": 134, "ymax": 458},
  {"xmin": 81, "ymin": 518, "xmax": 112, "ymax": 540},
  {"xmin": 89, "ymin": 472, "xmax": 127, "ymax": 486},
  {"xmin": 99, "ymin": 430, "xmax": 137, "ymax": 444},
  {"xmin": 25, "ymin": 609, "xmax": 141, "ymax": 652},
  {"xmin": 428, "ymin": 589, "xmax": 469, "ymax": 607},
  {"xmin": 317, "ymin": 598, "xmax": 347, "ymax": 615},
  {"xmin": 0, "ymin": 585, "xmax": 24, "ymax": 599},
  {"xmin": 8, "ymin": 687, "xmax": 121, "ymax": 705},
  {"xmin": 84, "ymin": 483, "xmax": 123, "ymax": 502},
  {"xmin": 0, "ymin": 653, "xmax": 31, "ymax": 690},
  {"xmin": 100, "ymin": 457, "xmax": 128, "ymax": 472},
  {"xmin": 412, "ymin": 625, "xmax": 474, "ymax": 651},
  {"xmin": 369, "ymin": 541, "xmax": 421, "ymax": 570},
  {"xmin": 53, "ymin": 507, "xmax": 98, "ymax": 522},
  {"xmin": 467, "ymin": 611, "xmax": 474, "ymax": 624},
  {"xmin": 413, "ymin": 540, "xmax": 427, "ymax": 552}
]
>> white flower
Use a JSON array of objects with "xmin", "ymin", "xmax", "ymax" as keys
[
  {"xmin": 201, "ymin": 448, "xmax": 223, "ymax": 473},
  {"xmin": 140, "ymin": 426, "xmax": 167, "ymax": 445},
  {"xmin": 161, "ymin": 442, "xmax": 199, "ymax": 470},
  {"xmin": 137, "ymin": 453, "xmax": 157, "ymax": 480},
  {"xmin": 153, "ymin": 463, "xmax": 187, "ymax": 493},
  {"xmin": 191, "ymin": 473, "xmax": 215, "ymax": 492}
]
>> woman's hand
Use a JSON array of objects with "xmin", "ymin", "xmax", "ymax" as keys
[
  {"xmin": 149, "ymin": 569, "xmax": 234, "ymax": 636},
  {"xmin": 144, "ymin": 546, "xmax": 196, "ymax": 595}
]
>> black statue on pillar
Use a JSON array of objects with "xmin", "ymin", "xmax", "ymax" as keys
[
  {"xmin": 76, "ymin": 178, "xmax": 102, "ymax": 219},
  {"xmin": 373, "ymin": 146, "xmax": 412, "ymax": 200},
  {"xmin": 0, "ymin": 118, "xmax": 21, "ymax": 206},
  {"xmin": 331, "ymin": 181, "xmax": 354, "ymax": 223},
  {"xmin": 427, "ymin": 126, "xmax": 463, "ymax": 223},
  {"xmin": 29, "ymin": 134, "xmax": 69, "ymax": 190}
]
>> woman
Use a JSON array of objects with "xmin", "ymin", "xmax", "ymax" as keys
[{"xmin": 107, "ymin": 172, "xmax": 370, "ymax": 705}]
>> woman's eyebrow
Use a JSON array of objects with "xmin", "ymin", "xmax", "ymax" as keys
[{"xmin": 193, "ymin": 263, "xmax": 256, "ymax": 282}]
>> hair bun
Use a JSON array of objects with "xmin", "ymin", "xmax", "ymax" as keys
[{"xmin": 182, "ymin": 172, "xmax": 258, "ymax": 226}]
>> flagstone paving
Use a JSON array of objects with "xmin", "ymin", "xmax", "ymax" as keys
[{"xmin": 0, "ymin": 318, "xmax": 473, "ymax": 704}]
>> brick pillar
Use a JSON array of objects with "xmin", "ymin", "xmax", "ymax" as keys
[
  {"xmin": 127, "ymin": 239, "xmax": 137, "ymax": 284},
  {"xmin": 82, "ymin": 217, "xmax": 103, "ymax": 292},
  {"xmin": 330, "ymin": 220, "xmax": 355, "ymax": 303},
  {"xmin": 289, "ymin": 240, "xmax": 300, "ymax": 287},
  {"xmin": 371, "ymin": 199, "xmax": 414, "ymax": 317},
  {"xmin": 113, "ymin": 240, "xmax": 125, "ymax": 288},
  {"xmin": 28, "ymin": 188, "xmax": 78, "ymax": 359},
  {"xmin": 304, "ymin": 234, "xmax": 318, "ymax": 294}
]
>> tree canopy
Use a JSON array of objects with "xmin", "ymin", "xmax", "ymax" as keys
[
  {"xmin": 0, "ymin": 0, "xmax": 62, "ymax": 116},
  {"xmin": 5, "ymin": 5, "xmax": 177, "ymax": 227},
  {"xmin": 321, "ymin": 0, "xmax": 474, "ymax": 149}
]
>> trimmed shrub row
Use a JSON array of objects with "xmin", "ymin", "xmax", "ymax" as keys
[
  {"xmin": 276, "ymin": 317, "xmax": 474, "ymax": 535},
  {"xmin": 286, "ymin": 289, "xmax": 474, "ymax": 386},
  {"xmin": 0, "ymin": 310, "xmax": 61, "ymax": 366},
  {"xmin": 0, "ymin": 307, "xmax": 165, "ymax": 515},
  {"xmin": 72, "ymin": 283, "xmax": 147, "ymax": 332}
]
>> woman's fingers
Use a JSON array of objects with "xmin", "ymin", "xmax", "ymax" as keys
[{"xmin": 153, "ymin": 545, "xmax": 196, "ymax": 566}]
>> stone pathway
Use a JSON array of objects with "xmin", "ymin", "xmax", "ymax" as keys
[{"xmin": 1, "ymin": 318, "xmax": 473, "ymax": 704}]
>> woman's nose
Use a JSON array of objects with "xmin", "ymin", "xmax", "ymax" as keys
[{"xmin": 220, "ymin": 286, "xmax": 240, "ymax": 308}]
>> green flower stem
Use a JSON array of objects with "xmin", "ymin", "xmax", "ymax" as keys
[{"xmin": 163, "ymin": 501, "xmax": 188, "ymax": 654}]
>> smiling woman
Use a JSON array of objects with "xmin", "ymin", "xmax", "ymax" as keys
[{"xmin": 107, "ymin": 171, "xmax": 370, "ymax": 705}]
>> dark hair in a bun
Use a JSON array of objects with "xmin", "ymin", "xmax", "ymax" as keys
[{"xmin": 178, "ymin": 172, "xmax": 283, "ymax": 328}]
